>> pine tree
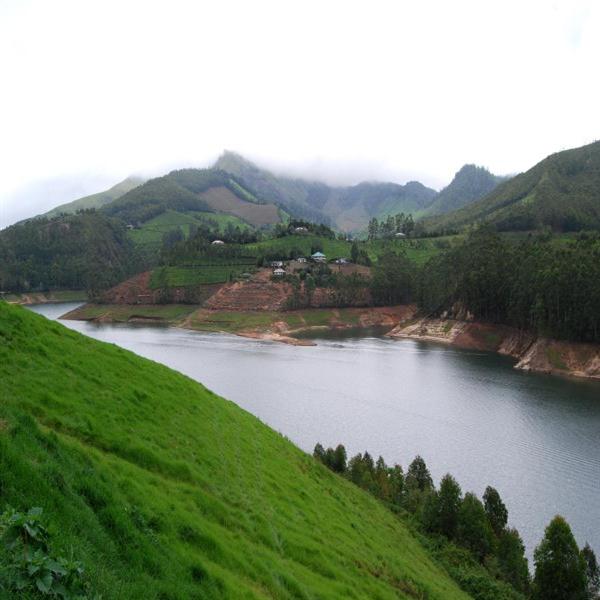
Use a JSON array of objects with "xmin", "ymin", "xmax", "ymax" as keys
[
  {"xmin": 457, "ymin": 492, "xmax": 493, "ymax": 561},
  {"xmin": 497, "ymin": 527, "xmax": 530, "ymax": 593},
  {"xmin": 483, "ymin": 486, "xmax": 508, "ymax": 535},
  {"xmin": 532, "ymin": 515, "xmax": 587, "ymax": 600},
  {"xmin": 582, "ymin": 543, "xmax": 600, "ymax": 600}
]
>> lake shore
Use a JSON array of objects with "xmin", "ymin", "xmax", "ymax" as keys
[
  {"xmin": 4, "ymin": 290, "xmax": 88, "ymax": 305},
  {"xmin": 388, "ymin": 317, "xmax": 600, "ymax": 381},
  {"xmin": 61, "ymin": 302, "xmax": 600, "ymax": 380},
  {"xmin": 61, "ymin": 303, "xmax": 417, "ymax": 345}
]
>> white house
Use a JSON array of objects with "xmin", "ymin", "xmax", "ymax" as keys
[
  {"xmin": 296, "ymin": 257, "xmax": 307, "ymax": 263},
  {"xmin": 273, "ymin": 268, "xmax": 286, "ymax": 277},
  {"xmin": 334, "ymin": 258, "xmax": 348, "ymax": 264},
  {"xmin": 311, "ymin": 251, "xmax": 327, "ymax": 263},
  {"xmin": 271, "ymin": 260, "xmax": 284, "ymax": 268},
  {"xmin": 395, "ymin": 232, "xmax": 406, "ymax": 238},
  {"xmin": 211, "ymin": 239, "xmax": 225, "ymax": 245}
]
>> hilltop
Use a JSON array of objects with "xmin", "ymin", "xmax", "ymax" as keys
[
  {"xmin": 0, "ymin": 302, "xmax": 469, "ymax": 599},
  {"xmin": 215, "ymin": 151, "xmax": 438, "ymax": 231},
  {"xmin": 41, "ymin": 176, "xmax": 145, "ymax": 219},
  {"xmin": 423, "ymin": 140, "xmax": 600, "ymax": 233},
  {"xmin": 422, "ymin": 164, "xmax": 507, "ymax": 217}
]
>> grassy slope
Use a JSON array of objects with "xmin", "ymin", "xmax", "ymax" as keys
[
  {"xmin": 130, "ymin": 210, "xmax": 252, "ymax": 249},
  {"xmin": 43, "ymin": 177, "xmax": 144, "ymax": 219},
  {"xmin": 0, "ymin": 303, "xmax": 469, "ymax": 600}
]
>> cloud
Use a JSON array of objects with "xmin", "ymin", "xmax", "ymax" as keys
[{"xmin": 0, "ymin": 0, "xmax": 599, "ymax": 226}]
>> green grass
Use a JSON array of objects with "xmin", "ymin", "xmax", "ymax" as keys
[
  {"xmin": 129, "ymin": 210, "xmax": 251, "ymax": 248},
  {"xmin": 64, "ymin": 304, "xmax": 198, "ymax": 323},
  {"xmin": 0, "ymin": 302, "xmax": 470, "ymax": 599},
  {"xmin": 247, "ymin": 235, "xmax": 352, "ymax": 259},
  {"xmin": 149, "ymin": 265, "xmax": 250, "ymax": 287},
  {"xmin": 3, "ymin": 290, "xmax": 88, "ymax": 304},
  {"xmin": 189, "ymin": 308, "xmax": 366, "ymax": 334}
]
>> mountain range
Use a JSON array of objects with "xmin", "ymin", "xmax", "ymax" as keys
[
  {"xmin": 214, "ymin": 151, "xmax": 505, "ymax": 231},
  {"xmin": 422, "ymin": 140, "xmax": 600, "ymax": 233}
]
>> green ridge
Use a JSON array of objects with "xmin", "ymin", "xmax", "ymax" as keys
[{"xmin": 0, "ymin": 303, "xmax": 469, "ymax": 599}]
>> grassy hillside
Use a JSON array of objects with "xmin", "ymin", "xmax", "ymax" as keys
[
  {"xmin": 215, "ymin": 151, "xmax": 437, "ymax": 232},
  {"xmin": 0, "ymin": 302, "xmax": 469, "ymax": 599},
  {"xmin": 423, "ymin": 141, "xmax": 600, "ymax": 233},
  {"xmin": 104, "ymin": 168, "xmax": 282, "ymax": 231},
  {"xmin": 128, "ymin": 210, "xmax": 252, "ymax": 249},
  {"xmin": 42, "ymin": 176, "xmax": 144, "ymax": 219}
]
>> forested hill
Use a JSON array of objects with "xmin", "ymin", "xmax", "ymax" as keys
[
  {"xmin": 102, "ymin": 168, "xmax": 283, "ymax": 228},
  {"xmin": 422, "ymin": 165, "xmax": 507, "ymax": 217},
  {"xmin": 214, "ymin": 151, "xmax": 438, "ymax": 231},
  {"xmin": 0, "ymin": 302, "xmax": 470, "ymax": 599},
  {"xmin": 422, "ymin": 140, "xmax": 600, "ymax": 233},
  {"xmin": 41, "ymin": 176, "xmax": 145, "ymax": 219},
  {"xmin": 0, "ymin": 212, "xmax": 136, "ymax": 294}
]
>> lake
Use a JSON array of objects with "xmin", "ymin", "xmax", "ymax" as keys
[{"xmin": 30, "ymin": 302, "xmax": 600, "ymax": 560}]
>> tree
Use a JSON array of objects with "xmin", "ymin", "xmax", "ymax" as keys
[
  {"xmin": 332, "ymin": 444, "xmax": 347, "ymax": 474},
  {"xmin": 582, "ymin": 543, "xmax": 600, "ymax": 600},
  {"xmin": 405, "ymin": 455, "xmax": 433, "ymax": 492},
  {"xmin": 367, "ymin": 218, "xmax": 379, "ymax": 240},
  {"xmin": 532, "ymin": 515, "xmax": 587, "ymax": 600},
  {"xmin": 483, "ymin": 486, "xmax": 508, "ymax": 535},
  {"xmin": 433, "ymin": 474, "xmax": 462, "ymax": 539},
  {"xmin": 350, "ymin": 242, "xmax": 359, "ymax": 264},
  {"xmin": 313, "ymin": 443, "xmax": 325, "ymax": 463},
  {"xmin": 388, "ymin": 465, "xmax": 404, "ymax": 505},
  {"xmin": 457, "ymin": 492, "xmax": 493, "ymax": 561},
  {"xmin": 497, "ymin": 528, "xmax": 530, "ymax": 593},
  {"xmin": 370, "ymin": 251, "xmax": 415, "ymax": 305}
]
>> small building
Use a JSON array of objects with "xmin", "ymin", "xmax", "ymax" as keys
[
  {"xmin": 211, "ymin": 239, "xmax": 225, "ymax": 245},
  {"xmin": 311, "ymin": 251, "xmax": 327, "ymax": 263},
  {"xmin": 296, "ymin": 257, "xmax": 307, "ymax": 263},
  {"xmin": 271, "ymin": 260, "xmax": 284, "ymax": 268},
  {"xmin": 126, "ymin": 224, "xmax": 135, "ymax": 230},
  {"xmin": 293, "ymin": 226, "xmax": 309, "ymax": 235},
  {"xmin": 395, "ymin": 232, "xmax": 406, "ymax": 238},
  {"xmin": 334, "ymin": 258, "xmax": 348, "ymax": 264},
  {"xmin": 273, "ymin": 268, "xmax": 286, "ymax": 277}
]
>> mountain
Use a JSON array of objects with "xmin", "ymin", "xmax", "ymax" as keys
[
  {"xmin": 422, "ymin": 165, "xmax": 507, "ymax": 216},
  {"xmin": 423, "ymin": 141, "xmax": 600, "ymax": 233},
  {"xmin": 214, "ymin": 151, "xmax": 437, "ymax": 231},
  {"xmin": 42, "ymin": 176, "xmax": 145, "ymax": 219},
  {"xmin": 103, "ymin": 168, "xmax": 283, "ymax": 229},
  {"xmin": 0, "ymin": 302, "xmax": 470, "ymax": 599}
]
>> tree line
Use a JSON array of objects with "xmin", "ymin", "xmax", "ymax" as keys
[
  {"xmin": 314, "ymin": 443, "xmax": 599, "ymax": 600},
  {"xmin": 366, "ymin": 227, "xmax": 600, "ymax": 344},
  {"xmin": 367, "ymin": 212, "xmax": 415, "ymax": 240}
]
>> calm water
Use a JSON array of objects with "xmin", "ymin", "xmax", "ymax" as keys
[{"xmin": 30, "ymin": 303, "xmax": 600, "ymax": 559}]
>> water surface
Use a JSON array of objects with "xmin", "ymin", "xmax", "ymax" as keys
[{"xmin": 30, "ymin": 303, "xmax": 600, "ymax": 559}]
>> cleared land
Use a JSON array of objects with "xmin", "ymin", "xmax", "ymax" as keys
[{"xmin": 199, "ymin": 186, "xmax": 282, "ymax": 226}]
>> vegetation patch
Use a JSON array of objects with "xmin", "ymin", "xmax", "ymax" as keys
[{"xmin": 0, "ymin": 302, "xmax": 470, "ymax": 598}]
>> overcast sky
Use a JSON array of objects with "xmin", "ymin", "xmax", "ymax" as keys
[{"xmin": 1, "ymin": 0, "xmax": 599, "ymax": 228}]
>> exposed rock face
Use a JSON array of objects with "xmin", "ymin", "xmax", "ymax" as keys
[{"xmin": 389, "ymin": 318, "xmax": 600, "ymax": 381}]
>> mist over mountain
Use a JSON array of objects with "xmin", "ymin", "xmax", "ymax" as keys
[{"xmin": 215, "ymin": 151, "xmax": 438, "ymax": 231}]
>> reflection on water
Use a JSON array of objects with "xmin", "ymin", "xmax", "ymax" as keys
[{"xmin": 29, "ymin": 303, "xmax": 600, "ymax": 558}]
